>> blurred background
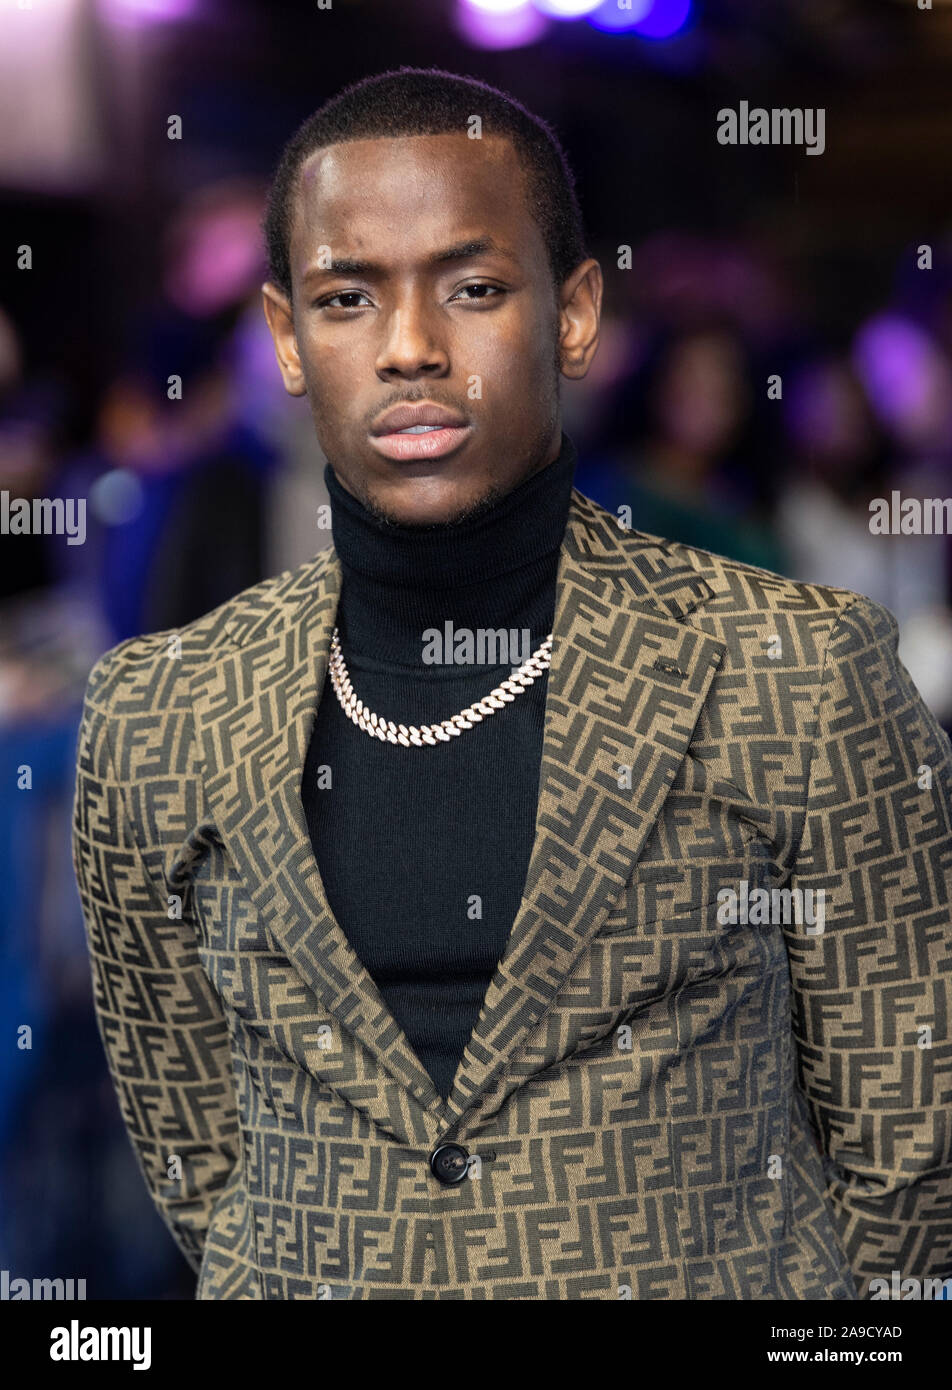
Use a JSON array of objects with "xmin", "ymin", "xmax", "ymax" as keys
[{"xmin": 2, "ymin": 0, "xmax": 952, "ymax": 1298}]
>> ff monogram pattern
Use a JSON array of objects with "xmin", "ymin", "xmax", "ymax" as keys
[{"xmin": 72, "ymin": 487, "xmax": 952, "ymax": 1299}]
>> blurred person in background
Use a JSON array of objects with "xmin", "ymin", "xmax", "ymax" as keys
[
  {"xmin": 59, "ymin": 182, "xmax": 281, "ymax": 645},
  {"xmin": 581, "ymin": 320, "xmax": 788, "ymax": 573},
  {"xmin": 777, "ymin": 333, "xmax": 952, "ymax": 729}
]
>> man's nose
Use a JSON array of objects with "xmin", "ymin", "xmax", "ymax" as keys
[{"xmin": 375, "ymin": 300, "xmax": 450, "ymax": 378}]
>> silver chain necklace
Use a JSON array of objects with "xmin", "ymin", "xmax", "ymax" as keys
[{"xmin": 328, "ymin": 627, "xmax": 553, "ymax": 747}]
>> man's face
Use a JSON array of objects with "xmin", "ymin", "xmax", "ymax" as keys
[{"xmin": 262, "ymin": 131, "xmax": 601, "ymax": 526}]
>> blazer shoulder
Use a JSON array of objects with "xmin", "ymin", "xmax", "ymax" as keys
[
  {"xmin": 577, "ymin": 488, "xmax": 891, "ymax": 633},
  {"xmin": 81, "ymin": 547, "xmax": 336, "ymax": 713}
]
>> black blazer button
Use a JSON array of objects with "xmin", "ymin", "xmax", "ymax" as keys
[{"xmin": 429, "ymin": 1142, "xmax": 469, "ymax": 1184}]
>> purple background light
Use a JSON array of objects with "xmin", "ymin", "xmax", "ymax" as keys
[
  {"xmin": 532, "ymin": 0, "xmax": 603, "ymax": 18},
  {"xmin": 454, "ymin": 0, "xmax": 549, "ymax": 49},
  {"xmin": 853, "ymin": 315, "xmax": 934, "ymax": 421},
  {"xmin": 585, "ymin": 0, "xmax": 652, "ymax": 31},
  {"xmin": 464, "ymin": 0, "xmax": 531, "ymax": 11},
  {"xmin": 99, "ymin": 0, "xmax": 198, "ymax": 25},
  {"xmin": 588, "ymin": 0, "xmax": 691, "ymax": 39}
]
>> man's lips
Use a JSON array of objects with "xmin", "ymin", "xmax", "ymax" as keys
[
  {"xmin": 371, "ymin": 402, "xmax": 468, "ymax": 434},
  {"xmin": 368, "ymin": 423, "xmax": 473, "ymax": 462}
]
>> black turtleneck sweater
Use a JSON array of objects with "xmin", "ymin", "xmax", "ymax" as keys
[{"xmin": 301, "ymin": 432, "xmax": 577, "ymax": 1100}]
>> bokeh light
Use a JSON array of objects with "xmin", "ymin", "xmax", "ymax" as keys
[
  {"xmin": 454, "ymin": 0, "xmax": 549, "ymax": 49},
  {"xmin": 588, "ymin": 0, "xmax": 691, "ymax": 38}
]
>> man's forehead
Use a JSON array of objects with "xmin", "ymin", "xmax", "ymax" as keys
[
  {"xmin": 297, "ymin": 131, "xmax": 521, "ymax": 204},
  {"xmin": 292, "ymin": 133, "xmax": 530, "ymax": 260}
]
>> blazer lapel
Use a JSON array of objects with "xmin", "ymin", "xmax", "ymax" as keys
[{"xmin": 441, "ymin": 491, "xmax": 727, "ymax": 1121}]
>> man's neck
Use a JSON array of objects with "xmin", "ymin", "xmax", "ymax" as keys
[{"xmin": 323, "ymin": 431, "xmax": 578, "ymax": 667}]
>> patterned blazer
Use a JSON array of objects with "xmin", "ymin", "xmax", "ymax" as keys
[{"xmin": 72, "ymin": 486, "xmax": 952, "ymax": 1300}]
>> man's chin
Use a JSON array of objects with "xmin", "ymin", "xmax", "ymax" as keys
[{"xmin": 360, "ymin": 479, "xmax": 506, "ymax": 531}]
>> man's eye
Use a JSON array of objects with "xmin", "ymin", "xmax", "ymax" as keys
[
  {"xmin": 453, "ymin": 283, "xmax": 503, "ymax": 301},
  {"xmin": 317, "ymin": 291, "xmax": 372, "ymax": 309}
]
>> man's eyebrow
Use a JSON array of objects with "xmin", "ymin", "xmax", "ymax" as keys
[{"xmin": 303, "ymin": 237, "xmax": 514, "ymax": 280}]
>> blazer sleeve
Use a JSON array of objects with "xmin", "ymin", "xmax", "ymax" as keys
[
  {"xmin": 72, "ymin": 643, "xmax": 241, "ymax": 1277},
  {"xmin": 786, "ymin": 593, "xmax": 952, "ymax": 1297}
]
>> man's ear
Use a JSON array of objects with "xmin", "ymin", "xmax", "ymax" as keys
[
  {"xmin": 261, "ymin": 281, "xmax": 307, "ymax": 396},
  {"xmin": 557, "ymin": 257, "xmax": 603, "ymax": 382}
]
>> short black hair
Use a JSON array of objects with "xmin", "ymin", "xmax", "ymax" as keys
[{"xmin": 262, "ymin": 66, "xmax": 588, "ymax": 304}]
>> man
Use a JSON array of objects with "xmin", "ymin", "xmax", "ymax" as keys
[{"xmin": 73, "ymin": 66, "xmax": 952, "ymax": 1301}]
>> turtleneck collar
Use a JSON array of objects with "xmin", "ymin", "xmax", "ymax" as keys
[
  {"xmin": 325, "ymin": 430, "xmax": 577, "ymax": 588},
  {"xmin": 323, "ymin": 431, "xmax": 577, "ymax": 668}
]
